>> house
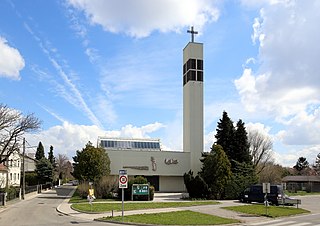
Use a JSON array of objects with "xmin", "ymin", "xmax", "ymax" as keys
[
  {"xmin": 6, "ymin": 151, "xmax": 21, "ymax": 187},
  {"xmin": 282, "ymin": 175, "xmax": 320, "ymax": 192},
  {"xmin": 0, "ymin": 164, "xmax": 8, "ymax": 188},
  {"xmin": 21, "ymin": 153, "xmax": 37, "ymax": 172}
]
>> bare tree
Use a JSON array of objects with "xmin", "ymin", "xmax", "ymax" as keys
[
  {"xmin": 56, "ymin": 154, "xmax": 73, "ymax": 181},
  {"xmin": 0, "ymin": 104, "xmax": 41, "ymax": 164},
  {"xmin": 248, "ymin": 129, "xmax": 273, "ymax": 174}
]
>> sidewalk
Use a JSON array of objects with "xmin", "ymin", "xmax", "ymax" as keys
[{"xmin": 56, "ymin": 191, "xmax": 270, "ymax": 225}]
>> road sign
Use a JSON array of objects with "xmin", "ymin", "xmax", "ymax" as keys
[
  {"xmin": 132, "ymin": 184, "xmax": 149, "ymax": 195},
  {"xmin": 119, "ymin": 170, "xmax": 128, "ymax": 188},
  {"xmin": 263, "ymin": 183, "xmax": 271, "ymax": 194}
]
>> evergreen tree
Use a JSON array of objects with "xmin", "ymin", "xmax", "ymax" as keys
[
  {"xmin": 294, "ymin": 157, "xmax": 309, "ymax": 175},
  {"xmin": 72, "ymin": 141, "xmax": 111, "ymax": 182},
  {"xmin": 233, "ymin": 119, "xmax": 251, "ymax": 164},
  {"xmin": 48, "ymin": 145, "xmax": 56, "ymax": 167},
  {"xmin": 200, "ymin": 144, "xmax": 232, "ymax": 199},
  {"xmin": 35, "ymin": 157, "xmax": 54, "ymax": 184},
  {"xmin": 314, "ymin": 153, "xmax": 320, "ymax": 175},
  {"xmin": 224, "ymin": 161, "xmax": 257, "ymax": 199},
  {"xmin": 35, "ymin": 141, "xmax": 45, "ymax": 160},
  {"xmin": 215, "ymin": 111, "xmax": 235, "ymax": 160},
  {"xmin": 183, "ymin": 170, "xmax": 209, "ymax": 199}
]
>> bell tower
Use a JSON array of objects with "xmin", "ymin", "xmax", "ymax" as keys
[{"xmin": 183, "ymin": 27, "xmax": 204, "ymax": 174}]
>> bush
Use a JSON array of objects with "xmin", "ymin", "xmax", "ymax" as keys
[
  {"xmin": 77, "ymin": 182, "xmax": 90, "ymax": 199},
  {"xmin": 118, "ymin": 176, "xmax": 154, "ymax": 201},
  {"xmin": 184, "ymin": 170, "xmax": 209, "ymax": 199},
  {"xmin": 24, "ymin": 172, "xmax": 38, "ymax": 186},
  {"xmin": 95, "ymin": 176, "xmax": 118, "ymax": 199}
]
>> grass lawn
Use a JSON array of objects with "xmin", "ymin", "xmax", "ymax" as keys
[
  {"xmin": 100, "ymin": 210, "xmax": 240, "ymax": 225},
  {"xmin": 286, "ymin": 191, "xmax": 320, "ymax": 196},
  {"xmin": 223, "ymin": 204, "xmax": 310, "ymax": 218},
  {"xmin": 72, "ymin": 201, "xmax": 219, "ymax": 213}
]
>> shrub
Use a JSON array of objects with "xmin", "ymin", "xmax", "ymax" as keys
[
  {"xmin": 184, "ymin": 170, "xmax": 209, "ymax": 199},
  {"xmin": 118, "ymin": 176, "xmax": 154, "ymax": 201},
  {"xmin": 77, "ymin": 182, "xmax": 89, "ymax": 199},
  {"xmin": 95, "ymin": 176, "xmax": 118, "ymax": 199}
]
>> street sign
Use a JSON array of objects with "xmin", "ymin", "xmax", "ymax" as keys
[
  {"xmin": 132, "ymin": 184, "xmax": 149, "ymax": 195},
  {"xmin": 119, "ymin": 170, "xmax": 128, "ymax": 189},
  {"xmin": 263, "ymin": 183, "xmax": 271, "ymax": 194}
]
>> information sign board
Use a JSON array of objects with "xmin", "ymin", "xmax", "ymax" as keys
[{"xmin": 132, "ymin": 184, "xmax": 149, "ymax": 195}]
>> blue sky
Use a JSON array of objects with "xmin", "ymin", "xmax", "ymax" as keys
[{"xmin": 1, "ymin": 0, "xmax": 319, "ymax": 167}]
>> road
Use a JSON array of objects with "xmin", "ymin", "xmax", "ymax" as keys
[
  {"xmin": 246, "ymin": 195, "xmax": 320, "ymax": 226},
  {"xmin": 0, "ymin": 186, "xmax": 117, "ymax": 226},
  {"xmin": 1, "ymin": 187, "xmax": 320, "ymax": 226}
]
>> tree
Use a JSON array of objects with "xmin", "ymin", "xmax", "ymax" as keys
[
  {"xmin": 35, "ymin": 157, "xmax": 54, "ymax": 184},
  {"xmin": 0, "ymin": 104, "xmax": 41, "ymax": 164},
  {"xmin": 224, "ymin": 161, "xmax": 257, "ymax": 199},
  {"xmin": 48, "ymin": 145, "xmax": 56, "ymax": 167},
  {"xmin": 56, "ymin": 154, "xmax": 73, "ymax": 181},
  {"xmin": 72, "ymin": 142, "xmax": 110, "ymax": 182},
  {"xmin": 293, "ymin": 157, "xmax": 309, "ymax": 175},
  {"xmin": 248, "ymin": 129, "xmax": 273, "ymax": 174},
  {"xmin": 35, "ymin": 141, "xmax": 45, "ymax": 160},
  {"xmin": 215, "ymin": 111, "xmax": 235, "ymax": 161},
  {"xmin": 258, "ymin": 162, "xmax": 287, "ymax": 184},
  {"xmin": 200, "ymin": 144, "xmax": 232, "ymax": 199},
  {"xmin": 314, "ymin": 153, "xmax": 320, "ymax": 175},
  {"xmin": 233, "ymin": 119, "xmax": 251, "ymax": 164}
]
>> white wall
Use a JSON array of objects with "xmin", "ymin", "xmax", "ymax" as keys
[{"xmin": 107, "ymin": 150, "xmax": 190, "ymax": 177}]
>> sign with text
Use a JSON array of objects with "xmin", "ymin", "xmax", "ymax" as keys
[
  {"xmin": 119, "ymin": 169, "xmax": 128, "ymax": 189},
  {"xmin": 263, "ymin": 183, "xmax": 271, "ymax": 194},
  {"xmin": 132, "ymin": 184, "xmax": 149, "ymax": 195}
]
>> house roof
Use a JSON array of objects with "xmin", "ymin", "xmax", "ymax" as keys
[
  {"xmin": 0, "ymin": 163, "xmax": 8, "ymax": 172},
  {"xmin": 282, "ymin": 176, "xmax": 320, "ymax": 182}
]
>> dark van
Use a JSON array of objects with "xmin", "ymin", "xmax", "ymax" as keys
[{"xmin": 239, "ymin": 185, "xmax": 283, "ymax": 205}]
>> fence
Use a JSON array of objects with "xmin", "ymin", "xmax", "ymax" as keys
[{"xmin": 0, "ymin": 183, "xmax": 53, "ymax": 206}]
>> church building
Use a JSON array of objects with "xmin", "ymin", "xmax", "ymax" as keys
[{"xmin": 98, "ymin": 27, "xmax": 204, "ymax": 192}]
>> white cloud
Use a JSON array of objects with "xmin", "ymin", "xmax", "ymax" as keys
[
  {"xmin": 67, "ymin": 0, "xmax": 220, "ymax": 38},
  {"xmin": 235, "ymin": 0, "xmax": 320, "ymax": 146},
  {"xmin": 273, "ymin": 145, "xmax": 320, "ymax": 167},
  {"xmin": 25, "ymin": 121, "xmax": 165, "ymax": 160},
  {"xmin": 0, "ymin": 37, "xmax": 25, "ymax": 80}
]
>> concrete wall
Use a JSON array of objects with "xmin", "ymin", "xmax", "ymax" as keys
[
  {"xmin": 159, "ymin": 176, "xmax": 185, "ymax": 192},
  {"xmin": 107, "ymin": 150, "xmax": 190, "ymax": 176},
  {"xmin": 183, "ymin": 42, "xmax": 204, "ymax": 174}
]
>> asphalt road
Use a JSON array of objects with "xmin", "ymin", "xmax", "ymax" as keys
[
  {"xmin": 0, "ymin": 186, "xmax": 117, "ymax": 226},
  {"xmin": 1, "ymin": 187, "xmax": 319, "ymax": 226},
  {"xmin": 246, "ymin": 195, "xmax": 320, "ymax": 226}
]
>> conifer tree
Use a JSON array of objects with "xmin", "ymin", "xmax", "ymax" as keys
[
  {"xmin": 200, "ymin": 144, "xmax": 232, "ymax": 199},
  {"xmin": 48, "ymin": 145, "xmax": 56, "ymax": 168},
  {"xmin": 215, "ymin": 111, "xmax": 235, "ymax": 160},
  {"xmin": 233, "ymin": 119, "xmax": 251, "ymax": 164},
  {"xmin": 35, "ymin": 141, "xmax": 45, "ymax": 160}
]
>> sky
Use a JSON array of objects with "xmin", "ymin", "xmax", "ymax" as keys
[{"xmin": 1, "ymin": 0, "xmax": 319, "ymax": 167}]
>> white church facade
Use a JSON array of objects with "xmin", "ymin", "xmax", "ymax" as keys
[{"xmin": 98, "ymin": 28, "xmax": 204, "ymax": 192}]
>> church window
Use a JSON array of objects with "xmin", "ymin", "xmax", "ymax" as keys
[
  {"xmin": 197, "ymin": 59, "xmax": 203, "ymax": 70},
  {"xmin": 197, "ymin": 71, "xmax": 203, "ymax": 81}
]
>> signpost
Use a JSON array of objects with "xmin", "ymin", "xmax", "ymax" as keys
[
  {"xmin": 263, "ymin": 183, "xmax": 271, "ymax": 216},
  {"xmin": 119, "ymin": 170, "xmax": 127, "ymax": 221}
]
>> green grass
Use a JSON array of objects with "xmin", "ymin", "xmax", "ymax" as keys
[
  {"xmin": 100, "ymin": 210, "xmax": 239, "ymax": 225},
  {"xmin": 72, "ymin": 200, "xmax": 219, "ymax": 213},
  {"xmin": 223, "ymin": 204, "xmax": 310, "ymax": 218},
  {"xmin": 286, "ymin": 191, "xmax": 320, "ymax": 196}
]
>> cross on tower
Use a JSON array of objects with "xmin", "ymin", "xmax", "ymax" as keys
[{"xmin": 187, "ymin": 26, "xmax": 198, "ymax": 43}]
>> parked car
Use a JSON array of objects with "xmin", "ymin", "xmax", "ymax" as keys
[{"xmin": 239, "ymin": 184, "xmax": 283, "ymax": 205}]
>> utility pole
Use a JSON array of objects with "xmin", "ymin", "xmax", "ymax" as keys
[{"xmin": 22, "ymin": 138, "xmax": 25, "ymax": 200}]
